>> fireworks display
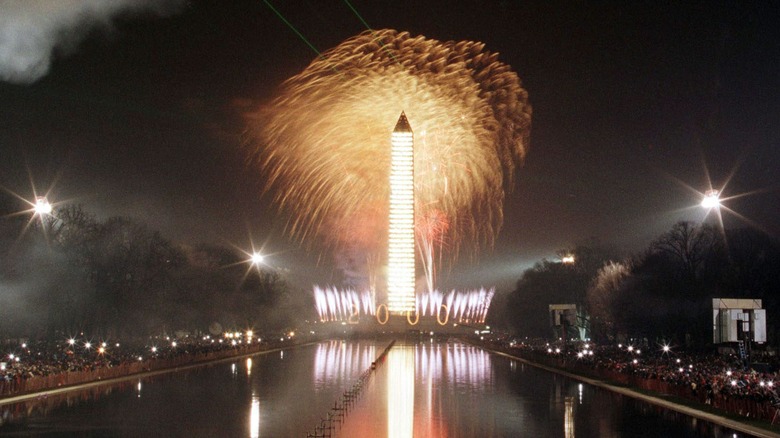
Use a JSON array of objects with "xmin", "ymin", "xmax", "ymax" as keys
[
  {"xmin": 313, "ymin": 286, "xmax": 495, "ymax": 325},
  {"xmin": 246, "ymin": 29, "xmax": 531, "ymax": 274}
]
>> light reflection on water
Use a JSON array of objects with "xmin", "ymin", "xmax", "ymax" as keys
[
  {"xmin": 313, "ymin": 340, "xmax": 377, "ymax": 391},
  {"xmin": 339, "ymin": 340, "xmax": 748, "ymax": 437},
  {"xmin": 388, "ymin": 346, "xmax": 414, "ymax": 438},
  {"xmin": 338, "ymin": 341, "xmax": 521, "ymax": 437},
  {"xmin": 0, "ymin": 339, "xmax": 753, "ymax": 437},
  {"xmin": 565, "ymin": 396, "xmax": 575, "ymax": 438},
  {"xmin": 249, "ymin": 394, "xmax": 260, "ymax": 438}
]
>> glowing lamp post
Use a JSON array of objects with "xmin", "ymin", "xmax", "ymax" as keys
[
  {"xmin": 388, "ymin": 112, "xmax": 416, "ymax": 314},
  {"xmin": 34, "ymin": 196, "xmax": 52, "ymax": 216},
  {"xmin": 250, "ymin": 252, "xmax": 264, "ymax": 266},
  {"xmin": 701, "ymin": 189, "xmax": 720, "ymax": 209}
]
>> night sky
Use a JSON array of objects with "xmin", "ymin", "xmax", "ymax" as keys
[{"xmin": 1, "ymin": 0, "xmax": 778, "ymax": 292}]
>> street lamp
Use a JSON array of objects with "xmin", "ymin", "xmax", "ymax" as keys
[
  {"xmin": 34, "ymin": 196, "xmax": 52, "ymax": 215},
  {"xmin": 701, "ymin": 189, "xmax": 720, "ymax": 209},
  {"xmin": 250, "ymin": 252, "xmax": 264, "ymax": 266}
]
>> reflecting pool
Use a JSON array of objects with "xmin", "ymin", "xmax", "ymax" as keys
[{"xmin": 0, "ymin": 339, "xmax": 751, "ymax": 437}]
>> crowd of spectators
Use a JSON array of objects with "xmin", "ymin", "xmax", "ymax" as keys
[
  {"xmin": 0, "ymin": 331, "xmax": 297, "ymax": 389},
  {"xmin": 493, "ymin": 338, "xmax": 780, "ymax": 410}
]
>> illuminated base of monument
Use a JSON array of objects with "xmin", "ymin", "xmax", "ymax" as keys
[
  {"xmin": 310, "ymin": 315, "xmax": 487, "ymax": 336},
  {"xmin": 313, "ymin": 287, "xmax": 495, "ymax": 334}
]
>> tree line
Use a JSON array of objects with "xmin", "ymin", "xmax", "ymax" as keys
[
  {"xmin": 498, "ymin": 222, "xmax": 780, "ymax": 348},
  {"xmin": 0, "ymin": 203, "xmax": 308, "ymax": 339}
]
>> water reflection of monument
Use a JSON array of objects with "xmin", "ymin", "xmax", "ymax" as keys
[
  {"xmin": 313, "ymin": 114, "xmax": 494, "ymax": 330},
  {"xmin": 388, "ymin": 347, "xmax": 415, "ymax": 438},
  {"xmin": 337, "ymin": 341, "xmax": 495, "ymax": 437},
  {"xmin": 313, "ymin": 341, "xmax": 378, "ymax": 390}
]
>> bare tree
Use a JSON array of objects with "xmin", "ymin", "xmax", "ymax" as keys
[{"xmin": 650, "ymin": 221, "xmax": 722, "ymax": 289}]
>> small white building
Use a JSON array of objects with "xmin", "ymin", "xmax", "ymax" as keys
[
  {"xmin": 712, "ymin": 298, "xmax": 766, "ymax": 344},
  {"xmin": 550, "ymin": 304, "xmax": 587, "ymax": 340}
]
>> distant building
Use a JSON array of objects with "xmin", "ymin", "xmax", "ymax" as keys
[
  {"xmin": 549, "ymin": 304, "xmax": 588, "ymax": 340},
  {"xmin": 712, "ymin": 298, "xmax": 766, "ymax": 344}
]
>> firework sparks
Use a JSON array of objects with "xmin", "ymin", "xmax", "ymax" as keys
[
  {"xmin": 314, "ymin": 286, "xmax": 376, "ymax": 322},
  {"xmin": 313, "ymin": 286, "xmax": 495, "ymax": 325},
  {"xmin": 246, "ymin": 29, "xmax": 531, "ymax": 270},
  {"xmin": 417, "ymin": 208, "xmax": 449, "ymax": 294}
]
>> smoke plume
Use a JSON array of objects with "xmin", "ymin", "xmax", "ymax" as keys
[{"xmin": 0, "ymin": 0, "xmax": 184, "ymax": 84}]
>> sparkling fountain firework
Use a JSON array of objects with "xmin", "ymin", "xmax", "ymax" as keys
[{"xmin": 313, "ymin": 286, "xmax": 494, "ymax": 325}]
